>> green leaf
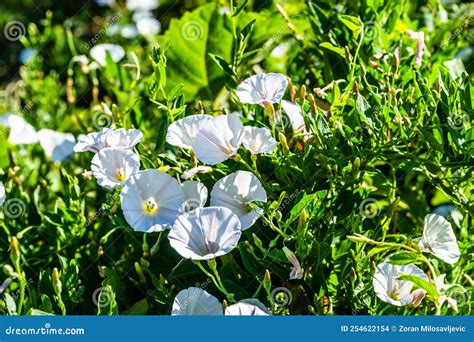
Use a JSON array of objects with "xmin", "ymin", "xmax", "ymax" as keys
[
  {"xmin": 122, "ymin": 298, "xmax": 148, "ymax": 315},
  {"xmin": 27, "ymin": 308, "xmax": 55, "ymax": 316},
  {"xmin": 158, "ymin": 3, "xmax": 233, "ymax": 100},
  {"xmin": 4, "ymin": 293, "xmax": 17, "ymax": 315},
  {"xmin": 319, "ymin": 42, "xmax": 345, "ymax": 57},
  {"xmin": 338, "ymin": 15, "xmax": 362, "ymax": 32},
  {"xmin": 398, "ymin": 274, "xmax": 439, "ymax": 298},
  {"xmin": 385, "ymin": 251, "xmax": 421, "ymax": 265}
]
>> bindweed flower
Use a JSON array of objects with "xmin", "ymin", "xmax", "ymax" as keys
[
  {"xmin": 90, "ymin": 44, "xmax": 125, "ymax": 67},
  {"xmin": 0, "ymin": 182, "xmax": 5, "ymax": 206},
  {"xmin": 281, "ymin": 100, "xmax": 306, "ymax": 133},
  {"xmin": 406, "ymin": 30, "xmax": 424, "ymax": 67},
  {"xmin": 181, "ymin": 166, "xmax": 213, "ymax": 180},
  {"xmin": 168, "ymin": 206, "xmax": 242, "ymax": 260},
  {"xmin": 236, "ymin": 73, "xmax": 288, "ymax": 107},
  {"xmin": 410, "ymin": 289, "xmax": 426, "ymax": 307},
  {"xmin": 373, "ymin": 262, "xmax": 428, "ymax": 306},
  {"xmin": 241, "ymin": 126, "xmax": 277, "ymax": 155},
  {"xmin": 74, "ymin": 128, "xmax": 111, "ymax": 153},
  {"xmin": 192, "ymin": 114, "xmax": 244, "ymax": 165},
  {"xmin": 37, "ymin": 129, "xmax": 75, "ymax": 162},
  {"xmin": 166, "ymin": 114, "xmax": 212, "ymax": 149},
  {"xmin": 210, "ymin": 171, "xmax": 267, "ymax": 230},
  {"xmin": 225, "ymin": 299, "xmax": 271, "ymax": 316},
  {"xmin": 91, "ymin": 147, "xmax": 140, "ymax": 189},
  {"xmin": 105, "ymin": 128, "xmax": 143, "ymax": 149},
  {"xmin": 136, "ymin": 16, "xmax": 161, "ymax": 36},
  {"xmin": 126, "ymin": 0, "xmax": 158, "ymax": 12},
  {"xmin": 120, "ymin": 169, "xmax": 184, "ymax": 232},
  {"xmin": 181, "ymin": 180, "xmax": 208, "ymax": 212},
  {"xmin": 171, "ymin": 287, "xmax": 223, "ymax": 315},
  {"xmin": 0, "ymin": 113, "xmax": 38, "ymax": 145},
  {"xmin": 283, "ymin": 247, "xmax": 303, "ymax": 280},
  {"xmin": 418, "ymin": 214, "xmax": 460, "ymax": 264}
]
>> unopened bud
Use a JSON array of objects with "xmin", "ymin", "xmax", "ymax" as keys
[
  {"xmin": 252, "ymin": 233, "xmax": 263, "ymax": 250},
  {"xmin": 157, "ymin": 165, "xmax": 170, "ymax": 173},
  {"xmin": 297, "ymin": 209, "xmax": 307, "ymax": 231},
  {"xmin": 300, "ymin": 85, "xmax": 306, "ymax": 100},
  {"xmin": 3, "ymin": 264, "xmax": 15, "ymax": 276},
  {"xmin": 278, "ymin": 132, "xmax": 289, "ymax": 155},
  {"xmin": 353, "ymin": 157, "xmax": 360, "ymax": 174},
  {"xmin": 290, "ymin": 85, "xmax": 298, "ymax": 102},
  {"xmin": 263, "ymin": 269, "xmax": 271, "ymax": 291},
  {"xmin": 410, "ymin": 289, "xmax": 426, "ymax": 307},
  {"xmin": 10, "ymin": 237, "xmax": 20, "ymax": 265},
  {"xmin": 52, "ymin": 268, "xmax": 62, "ymax": 294}
]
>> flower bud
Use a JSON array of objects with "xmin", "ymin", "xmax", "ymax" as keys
[
  {"xmin": 278, "ymin": 132, "xmax": 289, "ymax": 155},
  {"xmin": 353, "ymin": 157, "xmax": 360, "ymax": 174},
  {"xmin": 10, "ymin": 237, "xmax": 20, "ymax": 266},
  {"xmin": 3, "ymin": 264, "xmax": 15, "ymax": 276},
  {"xmin": 297, "ymin": 209, "xmax": 307, "ymax": 231},
  {"xmin": 252, "ymin": 233, "xmax": 263, "ymax": 250},
  {"xmin": 263, "ymin": 269, "xmax": 271, "ymax": 291},
  {"xmin": 52, "ymin": 268, "xmax": 62, "ymax": 294},
  {"xmin": 300, "ymin": 85, "xmax": 306, "ymax": 100},
  {"xmin": 410, "ymin": 289, "xmax": 426, "ymax": 307}
]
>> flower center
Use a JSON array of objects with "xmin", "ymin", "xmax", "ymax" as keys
[
  {"xmin": 143, "ymin": 197, "xmax": 159, "ymax": 216},
  {"xmin": 115, "ymin": 167, "xmax": 126, "ymax": 182},
  {"xmin": 388, "ymin": 290, "xmax": 401, "ymax": 301}
]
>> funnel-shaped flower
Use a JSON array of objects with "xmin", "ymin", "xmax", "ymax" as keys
[
  {"xmin": 171, "ymin": 287, "xmax": 223, "ymax": 316},
  {"xmin": 120, "ymin": 169, "xmax": 184, "ymax": 232},
  {"xmin": 236, "ymin": 73, "xmax": 288, "ymax": 107},
  {"xmin": 168, "ymin": 206, "xmax": 241, "ymax": 260},
  {"xmin": 166, "ymin": 114, "xmax": 212, "ymax": 149},
  {"xmin": 0, "ymin": 113, "xmax": 38, "ymax": 145},
  {"xmin": 90, "ymin": 44, "xmax": 125, "ymax": 67},
  {"xmin": 373, "ymin": 262, "xmax": 428, "ymax": 306},
  {"xmin": 242, "ymin": 126, "xmax": 277, "ymax": 155},
  {"xmin": 419, "ymin": 214, "xmax": 460, "ymax": 264},
  {"xmin": 192, "ymin": 114, "xmax": 244, "ymax": 165},
  {"xmin": 210, "ymin": 171, "xmax": 267, "ymax": 230},
  {"xmin": 37, "ymin": 129, "xmax": 75, "ymax": 162},
  {"xmin": 181, "ymin": 180, "xmax": 208, "ymax": 212},
  {"xmin": 225, "ymin": 299, "xmax": 270, "ymax": 316},
  {"xmin": 91, "ymin": 148, "xmax": 140, "ymax": 189}
]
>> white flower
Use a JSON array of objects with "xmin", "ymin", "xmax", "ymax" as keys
[
  {"xmin": 120, "ymin": 169, "xmax": 184, "ymax": 232},
  {"xmin": 181, "ymin": 180, "xmax": 208, "ymax": 212},
  {"xmin": 192, "ymin": 114, "xmax": 244, "ymax": 165},
  {"xmin": 90, "ymin": 44, "xmax": 125, "ymax": 67},
  {"xmin": 181, "ymin": 166, "xmax": 213, "ymax": 180},
  {"xmin": 283, "ymin": 247, "xmax": 303, "ymax": 280},
  {"xmin": 406, "ymin": 30, "xmax": 424, "ymax": 67},
  {"xmin": 126, "ymin": 0, "xmax": 158, "ymax": 12},
  {"xmin": 210, "ymin": 171, "xmax": 267, "ymax": 230},
  {"xmin": 281, "ymin": 100, "xmax": 306, "ymax": 133},
  {"xmin": 121, "ymin": 24, "xmax": 138, "ymax": 39},
  {"xmin": 225, "ymin": 299, "xmax": 270, "ymax": 316},
  {"xmin": 91, "ymin": 148, "xmax": 140, "ymax": 189},
  {"xmin": 373, "ymin": 262, "xmax": 428, "ymax": 306},
  {"xmin": 105, "ymin": 128, "xmax": 143, "ymax": 149},
  {"xmin": 242, "ymin": 126, "xmax": 277, "ymax": 154},
  {"xmin": 37, "ymin": 129, "xmax": 76, "ymax": 162},
  {"xmin": 74, "ymin": 128, "xmax": 111, "ymax": 153},
  {"xmin": 418, "ymin": 214, "xmax": 460, "ymax": 264},
  {"xmin": 171, "ymin": 287, "xmax": 223, "ymax": 316},
  {"xmin": 166, "ymin": 114, "xmax": 212, "ymax": 149},
  {"xmin": 168, "ymin": 206, "xmax": 242, "ymax": 260},
  {"xmin": 236, "ymin": 73, "xmax": 288, "ymax": 107},
  {"xmin": 136, "ymin": 17, "xmax": 161, "ymax": 36},
  {"xmin": 0, "ymin": 113, "xmax": 38, "ymax": 145},
  {"xmin": 0, "ymin": 182, "xmax": 5, "ymax": 206}
]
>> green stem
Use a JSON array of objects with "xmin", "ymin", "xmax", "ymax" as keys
[{"xmin": 194, "ymin": 261, "xmax": 235, "ymax": 302}]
